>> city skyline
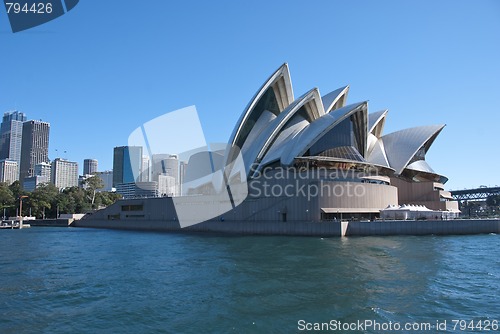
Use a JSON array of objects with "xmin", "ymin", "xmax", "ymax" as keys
[
  {"xmin": 0, "ymin": 110, "xmax": 97, "ymax": 190},
  {"xmin": 1, "ymin": 1, "xmax": 499, "ymax": 190},
  {"xmin": 0, "ymin": 111, "xmax": 183, "ymax": 192}
]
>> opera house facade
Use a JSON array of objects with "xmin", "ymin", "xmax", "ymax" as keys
[
  {"xmin": 218, "ymin": 63, "xmax": 458, "ymax": 221},
  {"xmin": 79, "ymin": 63, "xmax": 460, "ymax": 233}
]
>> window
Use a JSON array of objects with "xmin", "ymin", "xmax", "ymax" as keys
[{"xmin": 121, "ymin": 204, "xmax": 144, "ymax": 211}]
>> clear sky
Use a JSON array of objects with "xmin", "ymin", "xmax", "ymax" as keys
[{"xmin": 1, "ymin": 0, "xmax": 499, "ymax": 190}]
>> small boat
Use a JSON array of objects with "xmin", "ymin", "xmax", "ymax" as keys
[{"xmin": 0, "ymin": 221, "xmax": 15, "ymax": 229}]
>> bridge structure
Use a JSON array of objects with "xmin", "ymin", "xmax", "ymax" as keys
[{"xmin": 450, "ymin": 187, "xmax": 500, "ymax": 201}]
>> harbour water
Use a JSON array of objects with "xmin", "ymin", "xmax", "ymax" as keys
[{"xmin": 1, "ymin": 228, "xmax": 498, "ymax": 333}]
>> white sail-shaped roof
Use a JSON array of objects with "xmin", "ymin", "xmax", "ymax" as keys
[
  {"xmin": 368, "ymin": 110, "xmax": 388, "ymax": 137},
  {"xmin": 381, "ymin": 125, "xmax": 445, "ymax": 175},
  {"xmin": 322, "ymin": 86, "xmax": 349, "ymax": 113},
  {"xmin": 228, "ymin": 63, "xmax": 294, "ymax": 152},
  {"xmin": 241, "ymin": 88, "xmax": 324, "ymax": 178},
  {"xmin": 280, "ymin": 101, "xmax": 367, "ymax": 166},
  {"xmin": 367, "ymin": 138, "xmax": 390, "ymax": 168},
  {"xmin": 220, "ymin": 63, "xmax": 449, "ymax": 183},
  {"xmin": 406, "ymin": 160, "xmax": 436, "ymax": 174},
  {"xmin": 367, "ymin": 110, "xmax": 388, "ymax": 156}
]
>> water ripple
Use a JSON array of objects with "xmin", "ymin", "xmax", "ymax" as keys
[{"xmin": 0, "ymin": 229, "xmax": 498, "ymax": 333}]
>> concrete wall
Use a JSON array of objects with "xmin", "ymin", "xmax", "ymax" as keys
[
  {"xmin": 75, "ymin": 218, "xmax": 345, "ymax": 236},
  {"xmin": 390, "ymin": 177, "xmax": 459, "ymax": 211},
  {"xmin": 30, "ymin": 219, "xmax": 73, "ymax": 227},
  {"xmin": 232, "ymin": 176, "xmax": 398, "ymax": 221},
  {"xmin": 74, "ymin": 217, "xmax": 500, "ymax": 237},
  {"xmin": 85, "ymin": 176, "xmax": 399, "ymax": 224},
  {"xmin": 345, "ymin": 219, "xmax": 500, "ymax": 236}
]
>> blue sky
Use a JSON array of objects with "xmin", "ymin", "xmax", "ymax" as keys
[{"xmin": 1, "ymin": 0, "xmax": 499, "ymax": 190}]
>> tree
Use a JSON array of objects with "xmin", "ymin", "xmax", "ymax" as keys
[
  {"xmin": 0, "ymin": 182, "xmax": 15, "ymax": 218},
  {"xmin": 81, "ymin": 175, "xmax": 104, "ymax": 208},
  {"xmin": 9, "ymin": 180, "xmax": 26, "ymax": 199},
  {"xmin": 53, "ymin": 191, "xmax": 74, "ymax": 217},
  {"xmin": 61, "ymin": 187, "xmax": 90, "ymax": 214},
  {"xmin": 95, "ymin": 191, "xmax": 122, "ymax": 208},
  {"xmin": 26, "ymin": 183, "xmax": 59, "ymax": 218}
]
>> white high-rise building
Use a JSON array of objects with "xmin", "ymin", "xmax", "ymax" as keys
[
  {"xmin": 141, "ymin": 155, "xmax": 150, "ymax": 182},
  {"xmin": 152, "ymin": 154, "xmax": 179, "ymax": 196},
  {"xmin": 0, "ymin": 159, "xmax": 18, "ymax": 184},
  {"xmin": 158, "ymin": 174, "xmax": 176, "ymax": 197},
  {"xmin": 51, "ymin": 158, "xmax": 78, "ymax": 189}
]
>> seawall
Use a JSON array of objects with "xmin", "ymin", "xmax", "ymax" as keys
[
  {"xmin": 30, "ymin": 219, "xmax": 73, "ymax": 227},
  {"xmin": 73, "ymin": 218, "xmax": 500, "ymax": 237}
]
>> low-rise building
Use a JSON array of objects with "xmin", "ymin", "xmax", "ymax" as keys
[{"xmin": 116, "ymin": 181, "xmax": 158, "ymax": 199}]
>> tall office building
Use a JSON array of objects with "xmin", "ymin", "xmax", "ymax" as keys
[
  {"xmin": 141, "ymin": 155, "xmax": 150, "ymax": 182},
  {"xmin": 0, "ymin": 159, "xmax": 19, "ymax": 184},
  {"xmin": 151, "ymin": 154, "xmax": 179, "ymax": 180},
  {"xmin": 0, "ymin": 111, "xmax": 27, "ymax": 165},
  {"xmin": 19, "ymin": 120, "xmax": 50, "ymax": 185},
  {"xmin": 83, "ymin": 158, "xmax": 98, "ymax": 175},
  {"xmin": 165, "ymin": 154, "xmax": 179, "ymax": 196},
  {"xmin": 51, "ymin": 158, "xmax": 78, "ymax": 189},
  {"xmin": 151, "ymin": 154, "xmax": 179, "ymax": 196},
  {"xmin": 158, "ymin": 174, "xmax": 176, "ymax": 197},
  {"xmin": 112, "ymin": 146, "xmax": 142, "ymax": 187}
]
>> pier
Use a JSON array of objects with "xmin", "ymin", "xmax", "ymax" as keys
[{"xmin": 0, "ymin": 221, "xmax": 31, "ymax": 229}]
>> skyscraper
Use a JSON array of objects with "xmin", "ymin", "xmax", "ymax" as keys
[
  {"xmin": 151, "ymin": 154, "xmax": 179, "ymax": 196},
  {"xmin": 83, "ymin": 158, "xmax": 98, "ymax": 175},
  {"xmin": 112, "ymin": 146, "xmax": 142, "ymax": 187},
  {"xmin": 0, "ymin": 110, "xmax": 27, "ymax": 165},
  {"xmin": 51, "ymin": 158, "xmax": 78, "ymax": 189},
  {"xmin": 19, "ymin": 120, "xmax": 50, "ymax": 185},
  {"xmin": 141, "ymin": 155, "xmax": 150, "ymax": 182}
]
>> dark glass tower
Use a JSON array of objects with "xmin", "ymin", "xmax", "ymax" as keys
[
  {"xmin": 112, "ymin": 146, "xmax": 142, "ymax": 187},
  {"xmin": 19, "ymin": 120, "xmax": 50, "ymax": 185},
  {"xmin": 83, "ymin": 158, "xmax": 98, "ymax": 175}
]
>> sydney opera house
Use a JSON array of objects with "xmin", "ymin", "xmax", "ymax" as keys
[
  {"xmin": 219, "ymin": 63, "xmax": 459, "ymax": 221},
  {"xmin": 79, "ymin": 63, "xmax": 460, "ymax": 233}
]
